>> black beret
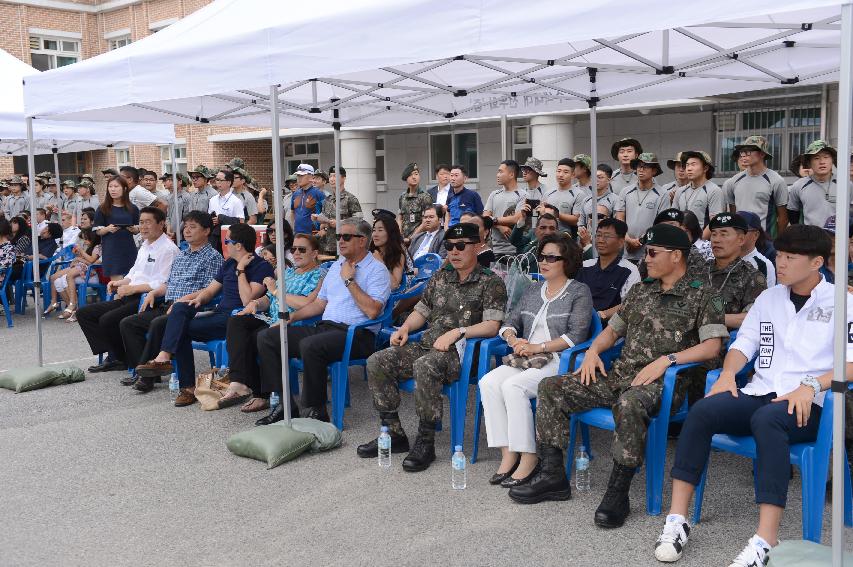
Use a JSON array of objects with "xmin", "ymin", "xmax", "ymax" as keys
[
  {"xmin": 444, "ymin": 222, "xmax": 480, "ymax": 241},
  {"xmin": 654, "ymin": 208, "xmax": 685, "ymax": 225},
  {"xmin": 641, "ymin": 223, "xmax": 691, "ymax": 250},
  {"xmin": 709, "ymin": 212, "xmax": 748, "ymax": 232}
]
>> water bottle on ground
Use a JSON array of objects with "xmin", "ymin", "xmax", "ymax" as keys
[
  {"xmin": 575, "ymin": 449, "xmax": 591, "ymax": 492},
  {"xmin": 168, "ymin": 372, "xmax": 179, "ymax": 402},
  {"xmin": 378, "ymin": 426, "xmax": 391, "ymax": 469},
  {"xmin": 451, "ymin": 445, "xmax": 467, "ymax": 489},
  {"xmin": 269, "ymin": 391, "xmax": 280, "ymax": 410}
]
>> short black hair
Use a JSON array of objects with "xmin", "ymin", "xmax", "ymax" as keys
[
  {"xmin": 182, "ymin": 210, "xmax": 213, "ymax": 231},
  {"xmin": 597, "ymin": 217, "xmax": 628, "ymax": 238},
  {"xmin": 215, "ymin": 169, "xmax": 234, "ymax": 183},
  {"xmin": 682, "ymin": 211, "xmax": 702, "ymax": 244},
  {"xmin": 36, "ymin": 207, "xmax": 47, "ymax": 216},
  {"xmin": 537, "ymin": 233, "xmax": 582, "ymax": 279},
  {"xmin": 434, "ymin": 163, "xmax": 451, "ymax": 175},
  {"xmin": 775, "ymin": 224, "xmax": 832, "ymax": 266},
  {"xmin": 537, "ymin": 213, "xmax": 558, "ymax": 226},
  {"xmin": 450, "ymin": 164, "xmax": 468, "ymax": 177},
  {"xmin": 543, "ymin": 203, "xmax": 559, "ymax": 216},
  {"xmin": 328, "ymin": 165, "xmax": 347, "ymax": 177},
  {"xmin": 228, "ymin": 222, "xmax": 258, "ymax": 251},
  {"xmin": 46, "ymin": 222, "xmax": 63, "ymax": 239},
  {"xmin": 0, "ymin": 218, "xmax": 11, "ymax": 238},
  {"xmin": 142, "ymin": 170, "xmax": 158, "ymax": 179},
  {"xmin": 262, "ymin": 243, "xmax": 277, "ymax": 258},
  {"xmin": 140, "ymin": 206, "xmax": 166, "ymax": 224},
  {"xmin": 557, "ymin": 158, "xmax": 575, "ymax": 168},
  {"xmin": 119, "ymin": 166, "xmax": 139, "ymax": 182},
  {"xmin": 425, "ymin": 204, "xmax": 444, "ymax": 218},
  {"xmin": 500, "ymin": 159, "xmax": 520, "ymax": 178},
  {"xmin": 597, "ymin": 163, "xmax": 613, "ymax": 178}
]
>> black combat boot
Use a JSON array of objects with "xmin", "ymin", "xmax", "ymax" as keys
[
  {"xmin": 356, "ymin": 412, "xmax": 410, "ymax": 458},
  {"xmin": 401, "ymin": 420, "xmax": 436, "ymax": 472},
  {"xmin": 508, "ymin": 444, "xmax": 572, "ymax": 504},
  {"xmin": 594, "ymin": 461, "xmax": 636, "ymax": 528}
]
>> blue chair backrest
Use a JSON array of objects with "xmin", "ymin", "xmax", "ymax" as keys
[
  {"xmin": 320, "ymin": 260, "xmax": 335, "ymax": 271},
  {"xmin": 413, "ymin": 253, "xmax": 442, "ymax": 279},
  {"xmin": 529, "ymin": 273, "xmax": 544, "ymax": 282},
  {"xmin": 588, "ymin": 309, "xmax": 603, "ymax": 339}
]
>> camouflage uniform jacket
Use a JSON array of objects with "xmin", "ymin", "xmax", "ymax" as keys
[
  {"xmin": 412, "ymin": 263, "xmax": 508, "ymax": 348},
  {"xmin": 700, "ymin": 257, "xmax": 766, "ymax": 315},
  {"xmin": 318, "ymin": 190, "xmax": 363, "ymax": 252},
  {"xmin": 606, "ymin": 275, "xmax": 728, "ymax": 389},
  {"xmin": 398, "ymin": 188, "xmax": 434, "ymax": 238}
]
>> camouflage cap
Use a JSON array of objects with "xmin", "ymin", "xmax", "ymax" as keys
[
  {"xmin": 629, "ymin": 152, "xmax": 663, "ymax": 176},
  {"xmin": 444, "ymin": 222, "xmax": 480, "ymax": 241},
  {"xmin": 313, "ymin": 170, "xmax": 328, "ymax": 182},
  {"xmin": 227, "ymin": 157, "xmax": 245, "ymax": 170},
  {"xmin": 521, "ymin": 156, "xmax": 547, "ymax": 177},
  {"xmin": 232, "ymin": 166, "xmax": 251, "ymax": 180},
  {"xmin": 666, "ymin": 152, "xmax": 686, "ymax": 170},
  {"xmin": 610, "ymin": 137, "xmax": 643, "ymax": 160},
  {"xmin": 572, "ymin": 154, "xmax": 592, "ymax": 171},
  {"xmin": 641, "ymin": 223, "xmax": 691, "ymax": 250},
  {"xmin": 401, "ymin": 162, "xmax": 419, "ymax": 182},
  {"xmin": 48, "ymin": 178, "xmax": 59, "ymax": 186},
  {"xmin": 285, "ymin": 174, "xmax": 298, "ymax": 183},
  {"xmin": 101, "ymin": 168, "xmax": 119, "ymax": 176},
  {"xmin": 8, "ymin": 174, "xmax": 24, "ymax": 185},
  {"xmin": 179, "ymin": 172, "xmax": 191, "ymax": 186},
  {"xmin": 189, "ymin": 165, "xmax": 213, "ymax": 178},
  {"xmin": 802, "ymin": 139, "xmax": 837, "ymax": 164},
  {"xmin": 679, "ymin": 150, "xmax": 716, "ymax": 178},
  {"xmin": 78, "ymin": 179, "xmax": 95, "ymax": 189},
  {"xmin": 789, "ymin": 154, "xmax": 806, "ymax": 177},
  {"xmin": 0, "ymin": 181, "xmax": 8, "ymax": 189},
  {"xmin": 36, "ymin": 171, "xmax": 52, "ymax": 180},
  {"xmin": 79, "ymin": 173, "xmax": 95, "ymax": 183},
  {"xmin": 732, "ymin": 135, "xmax": 772, "ymax": 162},
  {"xmin": 709, "ymin": 212, "xmax": 748, "ymax": 232},
  {"xmin": 61, "ymin": 179, "xmax": 77, "ymax": 188}
]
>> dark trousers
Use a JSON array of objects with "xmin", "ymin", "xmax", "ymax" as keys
[
  {"xmin": 152, "ymin": 302, "xmax": 230, "ymax": 387},
  {"xmin": 671, "ymin": 391, "xmax": 822, "ymax": 508},
  {"xmin": 119, "ymin": 303, "xmax": 170, "ymax": 368},
  {"xmin": 256, "ymin": 321, "xmax": 375, "ymax": 407},
  {"xmin": 226, "ymin": 315, "xmax": 270, "ymax": 393},
  {"xmin": 76, "ymin": 294, "xmax": 142, "ymax": 360}
]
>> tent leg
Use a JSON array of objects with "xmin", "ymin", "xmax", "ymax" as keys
[
  {"xmin": 27, "ymin": 118, "xmax": 44, "ymax": 367},
  {"xmin": 588, "ymin": 68, "xmax": 599, "ymax": 258},
  {"xmin": 333, "ymin": 107, "xmax": 342, "ymax": 256},
  {"xmin": 832, "ymin": 4, "xmax": 852, "ymax": 566},
  {"xmin": 500, "ymin": 114, "xmax": 508, "ymax": 159},
  {"xmin": 170, "ymin": 143, "xmax": 181, "ymax": 246},
  {"xmin": 269, "ymin": 84, "xmax": 292, "ymax": 426},
  {"xmin": 52, "ymin": 149, "xmax": 61, "ymax": 218}
]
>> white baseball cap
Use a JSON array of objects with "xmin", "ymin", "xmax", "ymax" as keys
[{"xmin": 294, "ymin": 163, "xmax": 315, "ymax": 176}]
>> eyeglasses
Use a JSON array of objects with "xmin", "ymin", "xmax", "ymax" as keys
[
  {"xmin": 337, "ymin": 233, "xmax": 365, "ymax": 241},
  {"xmin": 224, "ymin": 239, "xmax": 236, "ymax": 245},
  {"xmin": 444, "ymin": 241, "xmax": 473, "ymax": 251},
  {"xmin": 290, "ymin": 246, "xmax": 309, "ymax": 254},
  {"xmin": 595, "ymin": 232, "xmax": 619, "ymax": 241},
  {"xmin": 537, "ymin": 254, "xmax": 564, "ymax": 264},
  {"xmin": 645, "ymin": 248, "xmax": 675, "ymax": 258}
]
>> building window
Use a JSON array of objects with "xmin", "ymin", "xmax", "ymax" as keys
[
  {"xmin": 160, "ymin": 145, "xmax": 187, "ymax": 175},
  {"xmin": 115, "ymin": 149, "xmax": 130, "ymax": 167},
  {"xmin": 109, "ymin": 36, "xmax": 131, "ymax": 50},
  {"xmin": 512, "ymin": 126, "xmax": 532, "ymax": 175},
  {"xmin": 284, "ymin": 140, "xmax": 320, "ymax": 174},
  {"xmin": 430, "ymin": 131, "xmax": 478, "ymax": 180},
  {"xmin": 715, "ymin": 103, "xmax": 820, "ymax": 176},
  {"xmin": 29, "ymin": 36, "xmax": 79, "ymax": 71},
  {"xmin": 375, "ymin": 136, "xmax": 386, "ymax": 190}
]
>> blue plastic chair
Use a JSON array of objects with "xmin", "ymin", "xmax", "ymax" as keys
[
  {"xmin": 412, "ymin": 253, "xmax": 442, "ymax": 283},
  {"xmin": 470, "ymin": 309, "xmax": 603, "ymax": 464},
  {"xmin": 15, "ymin": 246, "xmax": 68, "ymax": 314},
  {"xmin": 0, "ymin": 266, "xmax": 14, "ymax": 328},
  {"xmin": 77, "ymin": 264, "xmax": 108, "ymax": 307},
  {"xmin": 375, "ymin": 280, "xmax": 428, "ymax": 348},
  {"xmin": 692, "ymin": 371, "xmax": 853, "ymax": 542}
]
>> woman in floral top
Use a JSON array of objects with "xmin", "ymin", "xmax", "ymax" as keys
[
  {"xmin": 0, "ymin": 219, "xmax": 16, "ymax": 287},
  {"xmin": 44, "ymin": 228, "xmax": 102, "ymax": 322},
  {"xmin": 222, "ymin": 233, "xmax": 324, "ymax": 414}
]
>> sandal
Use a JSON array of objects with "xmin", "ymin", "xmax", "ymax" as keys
[
  {"xmin": 240, "ymin": 397, "xmax": 270, "ymax": 413},
  {"xmin": 66, "ymin": 312, "xmax": 78, "ymax": 323},
  {"xmin": 218, "ymin": 391, "xmax": 252, "ymax": 409},
  {"xmin": 57, "ymin": 306, "xmax": 76, "ymax": 320},
  {"xmin": 43, "ymin": 302, "xmax": 60, "ymax": 316}
]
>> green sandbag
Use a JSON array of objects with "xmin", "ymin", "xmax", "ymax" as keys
[
  {"xmin": 768, "ymin": 540, "xmax": 852, "ymax": 566},
  {"xmin": 288, "ymin": 418, "xmax": 342, "ymax": 453},
  {"xmin": 226, "ymin": 424, "xmax": 315, "ymax": 469},
  {"xmin": 0, "ymin": 366, "xmax": 85, "ymax": 393}
]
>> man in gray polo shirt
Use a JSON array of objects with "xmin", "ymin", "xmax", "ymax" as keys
[
  {"xmin": 723, "ymin": 135, "xmax": 788, "ymax": 237},
  {"xmin": 621, "ymin": 153, "xmax": 668, "ymax": 261},
  {"xmin": 485, "ymin": 160, "xmax": 526, "ymax": 259},
  {"xmin": 787, "ymin": 140, "xmax": 841, "ymax": 229},
  {"xmin": 661, "ymin": 152, "xmax": 690, "ymax": 206},
  {"xmin": 673, "ymin": 151, "xmax": 724, "ymax": 229},
  {"xmin": 576, "ymin": 163, "xmax": 625, "ymax": 229},
  {"xmin": 609, "ymin": 138, "xmax": 643, "ymax": 194},
  {"xmin": 546, "ymin": 157, "xmax": 587, "ymax": 233}
]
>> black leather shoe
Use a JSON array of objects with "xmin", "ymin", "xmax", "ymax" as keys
[
  {"xmin": 501, "ymin": 460, "xmax": 540, "ymax": 488},
  {"xmin": 593, "ymin": 462, "xmax": 635, "ymax": 529},
  {"xmin": 132, "ymin": 375, "xmax": 154, "ymax": 393},
  {"xmin": 489, "ymin": 458, "xmax": 520, "ymax": 485},
  {"xmin": 401, "ymin": 421, "xmax": 437, "ymax": 472},
  {"xmin": 508, "ymin": 445, "xmax": 571, "ymax": 504},
  {"xmin": 255, "ymin": 403, "xmax": 284, "ymax": 426},
  {"xmin": 302, "ymin": 405, "xmax": 330, "ymax": 423},
  {"xmin": 88, "ymin": 359, "xmax": 126, "ymax": 373},
  {"xmin": 120, "ymin": 373, "xmax": 138, "ymax": 386},
  {"xmin": 356, "ymin": 432, "xmax": 410, "ymax": 458}
]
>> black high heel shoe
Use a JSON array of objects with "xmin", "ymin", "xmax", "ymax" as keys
[{"xmin": 489, "ymin": 457, "xmax": 520, "ymax": 485}]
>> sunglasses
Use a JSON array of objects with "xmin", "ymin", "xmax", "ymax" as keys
[
  {"xmin": 337, "ymin": 233, "xmax": 365, "ymax": 241},
  {"xmin": 537, "ymin": 254, "xmax": 563, "ymax": 264},
  {"xmin": 645, "ymin": 248, "xmax": 675, "ymax": 258},
  {"xmin": 444, "ymin": 240, "xmax": 475, "ymax": 251},
  {"xmin": 290, "ymin": 246, "xmax": 309, "ymax": 254},
  {"xmin": 224, "ymin": 239, "xmax": 237, "ymax": 245}
]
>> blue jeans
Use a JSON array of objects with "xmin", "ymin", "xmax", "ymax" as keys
[
  {"xmin": 158, "ymin": 302, "xmax": 229, "ymax": 387},
  {"xmin": 671, "ymin": 391, "xmax": 822, "ymax": 507}
]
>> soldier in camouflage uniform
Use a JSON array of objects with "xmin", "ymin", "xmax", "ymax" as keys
[
  {"xmin": 638, "ymin": 208, "xmax": 705, "ymax": 279},
  {"xmin": 509, "ymin": 223, "xmax": 728, "ymax": 531},
  {"xmin": 397, "ymin": 163, "xmax": 434, "ymax": 243},
  {"xmin": 316, "ymin": 166, "xmax": 363, "ymax": 255},
  {"xmin": 357, "ymin": 222, "xmax": 507, "ymax": 472}
]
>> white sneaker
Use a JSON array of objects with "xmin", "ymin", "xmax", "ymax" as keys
[
  {"xmin": 728, "ymin": 535, "xmax": 772, "ymax": 567},
  {"xmin": 654, "ymin": 514, "xmax": 691, "ymax": 562}
]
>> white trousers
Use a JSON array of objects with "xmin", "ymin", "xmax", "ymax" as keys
[{"xmin": 479, "ymin": 359, "xmax": 558, "ymax": 454}]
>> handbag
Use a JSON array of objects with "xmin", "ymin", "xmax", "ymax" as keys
[
  {"xmin": 501, "ymin": 352, "xmax": 553, "ymax": 370},
  {"xmin": 195, "ymin": 368, "xmax": 231, "ymax": 411}
]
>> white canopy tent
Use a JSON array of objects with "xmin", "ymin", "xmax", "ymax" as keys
[{"xmin": 22, "ymin": 4, "xmax": 852, "ymax": 561}]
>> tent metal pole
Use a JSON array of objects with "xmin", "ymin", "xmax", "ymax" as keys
[
  {"xmin": 588, "ymin": 68, "xmax": 599, "ymax": 258},
  {"xmin": 26, "ymin": 118, "xmax": 44, "ymax": 367},
  {"xmin": 269, "ymin": 84, "xmax": 291, "ymax": 426},
  {"xmin": 52, "ymin": 149, "xmax": 61, "ymax": 214},
  {"xmin": 333, "ymin": 105, "xmax": 342, "ymax": 256},
  {"xmin": 832, "ymin": 4, "xmax": 852, "ymax": 566},
  {"xmin": 170, "ymin": 143, "xmax": 180, "ymax": 246},
  {"xmin": 500, "ymin": 114, "xmax": 508, "ymax": 159}
]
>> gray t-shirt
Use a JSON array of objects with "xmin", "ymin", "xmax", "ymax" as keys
[
  {"xmin": 673, "ymin": 181, "xmax": 724, "ymax": 226},
  {"xmin": 610, "ymin": 170, "xmax": 638, "ymax": 194},
  {"xmin": 574, "ymin": 189, "xmax": 625, "ymax": 228},
  {"xmin": 722, "ymin": 169, "xmax": 788, "ymax": 232},
  {"xmin": 484, "ymin": 187, "xmax": 525, "ymax": 255},
  {"xmin": 620, "ymin": 182, "xmax": 669, "ymax": 260},
  {"xmin": 545, "ymin": 185, "xmax": 590, "ymax": 231},
  {"xmin": 787, "ymin": 175, "xmax": 842, "ymax": 228},
  {"xmin": 236, "ymin": 190, "xmax": 259, "ymax": 219}
]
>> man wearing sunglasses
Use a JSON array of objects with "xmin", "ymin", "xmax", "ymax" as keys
[
  {"xmin": 256, "ymin": 217, "xmax": 391, "ymax": 422},
  {"xmin": 510, "ymin": 223, "xmax": 727, "ymax": 532},
  {"xmin": 358, "ymin": 222, "xmax": 507, "ymax": 471}
]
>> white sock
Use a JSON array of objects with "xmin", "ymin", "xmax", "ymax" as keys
[
  {"xmin": 666, "ymin": 514, "xmax": 687, "ymax": 525},
  {"xmin": 751, "ymin": 534, "xmax": 771, "ymax": 549}
]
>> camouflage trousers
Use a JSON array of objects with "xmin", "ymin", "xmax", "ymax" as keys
[
  {"xmin": 535, "ymin": 372, "xmax": 690, "ymax": 468},
  {"xmin": 367, "ymin": 342, "xmax": 461, "ymax": 428}
]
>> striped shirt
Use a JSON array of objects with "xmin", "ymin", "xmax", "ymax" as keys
[{"xmin": 164, "ymin": 242, "xmax": 224, "ymax": 301}]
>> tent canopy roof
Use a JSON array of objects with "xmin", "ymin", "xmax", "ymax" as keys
[{"xmin": 22, "ymin": 0, "xmax": 844, "ymax": 129}]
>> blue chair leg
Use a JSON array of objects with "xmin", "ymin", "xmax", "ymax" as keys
[
  {"xmin": 1, "ymin": 291, "xmax": 12, "ymax": 328},
  {"xmin": 800, "ymin": 456, "xmax": 818, "ymax": 542},
  {"xmin": 844, "ymin": 454, "xmax": 852, "ymax": 528},
  {"xmin": 471, "ymin": 389, "xmax": 483, "ymax": 464},
  {"xmin": 646, "ymin": 417, "xmax": 667, "ymax": 515},
  {"xmin": 692, "ymin": 464, "xmax": 709, "ymax": 525},
  {"xmin": 208, "ymin": 350, "xmax": 216, "ymax": 368},
  {"xmin": 581, "ymin": 423, "xmax": 592, "ymax": 459},
  {"xmin": 330, "ymin": 362, "xmax": 346, "ymax": 430}
]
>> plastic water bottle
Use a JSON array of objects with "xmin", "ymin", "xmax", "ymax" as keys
[
  {"xmin": 451, "ymin": 445, "xmax": 467, "ymax": 489},
  {"xmin": 575, "ymin": 449, "xmax": 591, "ymax": 492},
  {"xmin": 168, "ymin": 372, "xmax": 179, "ymax": 401},
  {"xmin": 378, "ymin": 426, "xmax": 391, "ymax": 469},
  {"xmin": 269, "ymin": 391, "xmax": 280, "ymax": 409}
]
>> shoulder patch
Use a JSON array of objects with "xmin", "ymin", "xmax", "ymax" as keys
[
  {"xmin": 690, "ymin": 280, "xmax": 703, "ymax": 289},
  {"xmin": 711, "ymin": 295, "xmax": 724, "ymax": 313},
  {"xmin": 482, "ymin": 267, "xmax": 495, "ymax": 276},
  {"xmin": 642, "ymin": 277, "xmax": 655, "ymax": 283},
  {"xmin": 441, "ymin": 263, "xmax": 455, "ymax": 272}
]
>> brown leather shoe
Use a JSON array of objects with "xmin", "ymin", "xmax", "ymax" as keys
[
  {"xmin": 174, "ymin": 388, "xmax": 196, "ymax": 407},
  {"xmin": 136, "ymin": 359, "xmax": 174, "ymax": 378}
]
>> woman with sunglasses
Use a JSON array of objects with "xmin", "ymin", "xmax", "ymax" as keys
[
  {"xmin": 479, "ymin": 233, "xmax": 593, "ymax": 487},
  {"xmin": 370, "ymin": 214, "xmax": 411, "ymax": 291},
  {"xmin": 222, "ymin": 233, "xmax": 324, "ymax": 414}
]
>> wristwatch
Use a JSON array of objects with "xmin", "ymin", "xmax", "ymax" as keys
[
  {"xmin": 344, "ymin": 277, "xmax": 355, "ymax": 288},
  {"xmin": 801, "ymin": 374, "xmax": 821, "ymax": 398},
  {"xmin": 235, "ymin": 269, "xmax": 245, "ymax": 277},
  {"xmin": 666, "ymin": 353, "xmax": 678, "ymax": 366}
]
